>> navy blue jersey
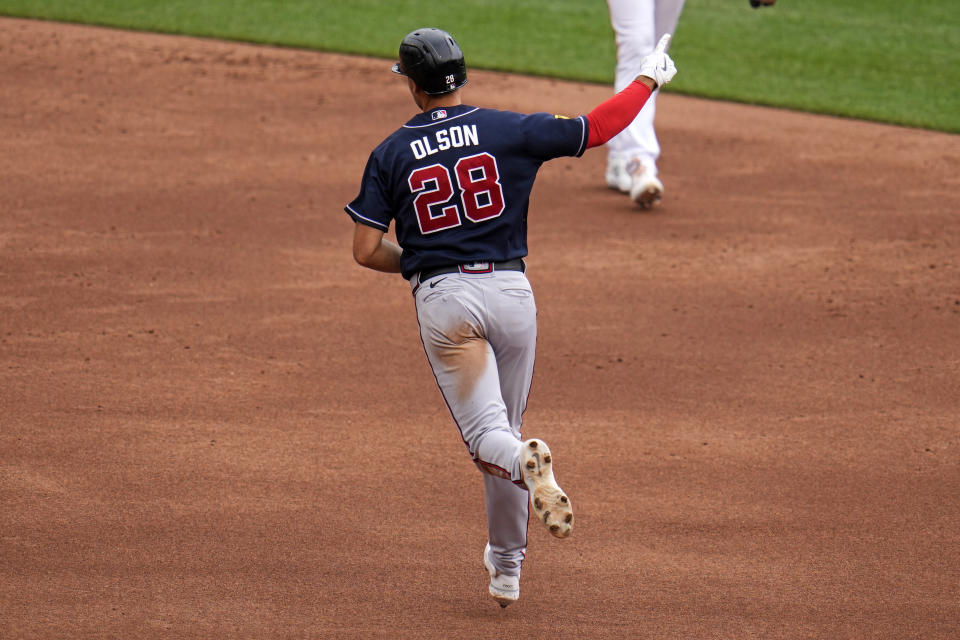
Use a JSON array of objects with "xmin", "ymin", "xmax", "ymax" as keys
[{"xmin": 345, "ymin": 104, "xmax": 588, "ymax": 279}]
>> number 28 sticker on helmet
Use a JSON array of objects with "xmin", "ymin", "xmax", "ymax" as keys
[{"xmin": 391, "ymin": 28, "xmax": 468, "ymax": 95}]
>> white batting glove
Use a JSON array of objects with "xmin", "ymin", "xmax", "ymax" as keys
[{"xmin": 637, "ymin": 34, "xmax": 677, "ymax": 89}]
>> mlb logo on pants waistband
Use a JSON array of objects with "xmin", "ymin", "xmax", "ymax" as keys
[{"xmin": 460, "ymin": 262, "xmax": 492, "ymax": 274}]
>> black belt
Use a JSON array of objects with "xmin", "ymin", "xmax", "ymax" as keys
[{"xmin": 418, "ymin": 258, "xmax": 525, "ymax": 284}]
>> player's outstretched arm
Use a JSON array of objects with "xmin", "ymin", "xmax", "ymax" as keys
[
  {"xmin": 353, "ymin": 223, "xmax": 403, "ymax": 273},
  {"xmin": 585, "ymin": 34, "xmax": 677, "ymax": 149}
]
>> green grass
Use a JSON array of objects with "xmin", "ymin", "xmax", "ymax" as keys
[{"xmin": 2, "ymin": 0, "xmax": 958, "ymax": 132}]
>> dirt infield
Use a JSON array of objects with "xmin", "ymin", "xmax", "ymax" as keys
[{"xmin": 2, "ymin": 17, "xmax": 958, "ymax": 639}]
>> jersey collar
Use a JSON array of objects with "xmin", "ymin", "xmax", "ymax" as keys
[{"xmin": 403, "ymin": 105, "xmax": 479, "ymax": 129}]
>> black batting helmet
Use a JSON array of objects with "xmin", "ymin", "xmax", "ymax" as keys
[{"xmin": 391, "ymin": 28, "xmax": 468, "ymax": 95}]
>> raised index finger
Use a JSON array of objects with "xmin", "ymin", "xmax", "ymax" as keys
[{"xmin": 654, "ymin": 34, "xmax": 671, "ymax": 53}]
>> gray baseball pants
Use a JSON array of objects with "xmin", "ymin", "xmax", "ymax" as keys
[{"xmin": 411, "ymin": 267, "xmax": 537, "ymax": 577}]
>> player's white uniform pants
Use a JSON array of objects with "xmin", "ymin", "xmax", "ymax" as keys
[
  {"xmin": 606, "ymin": 0, "xmax": 686, "ymax": 171},
  {"xmin": 411, "ymin": 269, "xmax": 537, "ymax": 577}
]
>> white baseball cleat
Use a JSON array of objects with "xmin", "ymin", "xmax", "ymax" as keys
[
  {"xmin": 605, "ymin": 157, "xmax": 632, "ymax": 193},
  {"xmin": 483, "ymin": 543, "xmax": 520, "ymax": 608},
  {"xmin": 628, "ymin": 159, "xmax": 664, "ymax": 209},
  {"xmin": 521, "ymin": 439, "xmax": 573, "ymax": 538}
]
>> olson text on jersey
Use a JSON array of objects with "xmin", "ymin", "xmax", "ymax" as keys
[{"xmin": 410, "ymin": 125, "xmax": 479, "ymax": 160}]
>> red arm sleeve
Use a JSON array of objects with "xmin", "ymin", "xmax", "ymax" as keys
[{"xmin": 585, "ymin": 80, "xmax": 654, "ymax": 149}]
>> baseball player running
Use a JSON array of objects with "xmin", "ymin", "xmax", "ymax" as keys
[{"xmin": 345, "ymin": 28, "xmax": 676, "ymax": 607}]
